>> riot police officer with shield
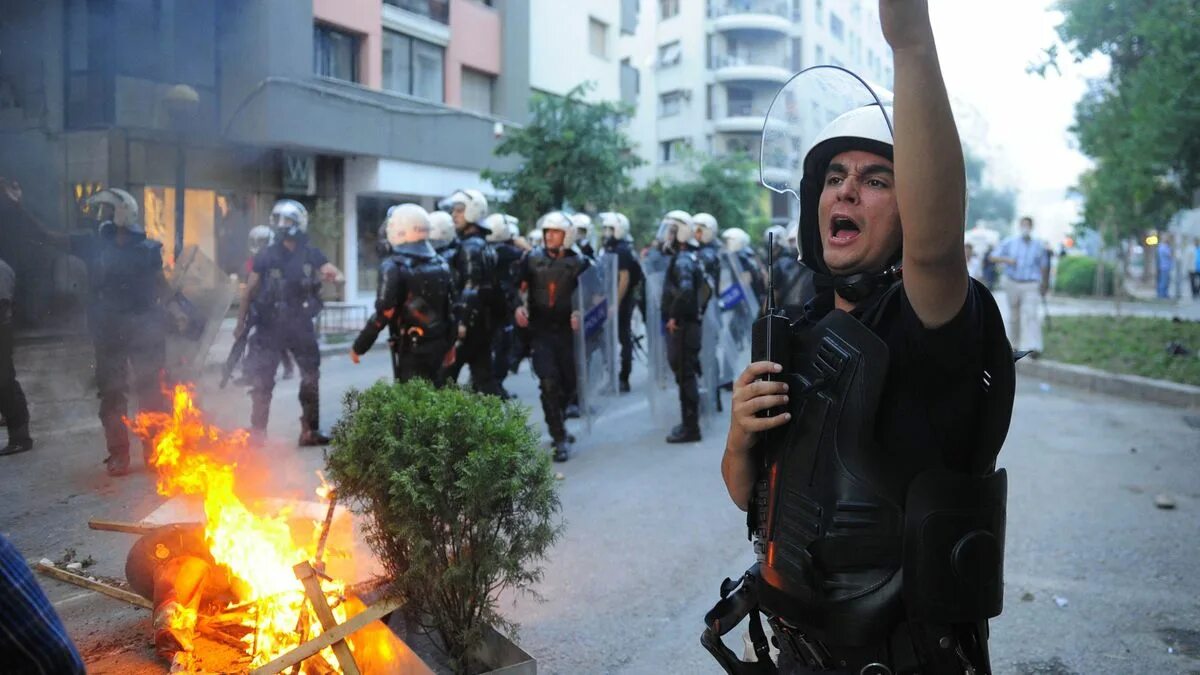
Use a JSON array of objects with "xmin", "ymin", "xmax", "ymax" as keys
[
  {"xmin": 59, "ymin": 189, "xmax": 168, "ymax": 475},
  {"xmin": 440, "ymin": 189, "xmax": 504, "ymax": 396},
  {"xmin": 693, "ymin": 213, "xmax": 723, "ymax": 290},
  {"xmin": 773, "ymin": 223, "xmax": 817, "ymax": 319},
  {"xmin": 659, "ymin": 210, "xmax": 706, "ymax": 444},
  {"xmin": 514, "ymin": 212, "xmax": 590, "ymax": 462},
  {"xmin": 707, "ymin": 3, "xmax": 1014, "ymax": 672},
  {"xmin": 570, "ymin": 213, "xmax": 596, "ymax": 260},
  {"xmin": 351, "ymin": 204, "xmax": 454, "ymax": 384},
  {"xmin": 599, "ymin": 212, "xmax": 642, "ymax": 393},
  {"xmin": 236, "ymin": 199, "xmax": 343, "ymax": 446}
]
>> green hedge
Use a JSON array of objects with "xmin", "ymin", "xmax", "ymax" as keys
[{"xmin": 1054, "ymin": 255, "xmax": 1116, "ymax": 296}]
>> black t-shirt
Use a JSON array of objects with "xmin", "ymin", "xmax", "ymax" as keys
[{"xmin": 804, "ymin": 279, "xmax": 995, "ymax": 484}]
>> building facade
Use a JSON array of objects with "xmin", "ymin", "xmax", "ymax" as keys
[
  {"xmin": 0, "ymin": 0, "xmax": 530, "ymax": 326},
  {"xmin": 618, "ymin": 0, "xmax": 893, "ymax": 223}
]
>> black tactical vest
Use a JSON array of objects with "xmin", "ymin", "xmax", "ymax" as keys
[{"xmin": 526, "ymin": 247, "xmax": 588, "ymax": 328}]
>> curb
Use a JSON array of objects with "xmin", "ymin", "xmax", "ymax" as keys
[{"xmin": 1019, "ymin": 359, "xmax": 1200, "ymax": 409}]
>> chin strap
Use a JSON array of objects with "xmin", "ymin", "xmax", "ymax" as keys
[{"xmin": 813, "ymin": 264, "xmax": 902, "ymax": 303}]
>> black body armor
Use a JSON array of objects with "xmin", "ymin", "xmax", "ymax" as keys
[
  {"xmin": 354, "ymin": 242, "xmax": 455, "ymax": 356},
  {"xmin": 451, "ymin": 232, "xmax": 498, "ymax": 329},
  {"xmin": 773, "ymin": 255, "xmax": 818, "ymax": 320},
  {"xmin": 697, "ymin": 242, "xmax": 722, "ymax": 294},
  {"xmin": 523, "ymin": 247, "xmax": 589, "ymax": 329},
  {"xmin": 662, "ymin": 247, "xmax": 705, "ymax": 322},
  {"xmin": 491, "ymin": 240, "xmax": 525, "ymax": 319},
  {"xmin": 251, "ymin": 240, "xmax": 324, "ymax": 328},
  {"xmin": 703, "ymin": 281, "xmax": 1014, "ymax": 675}
]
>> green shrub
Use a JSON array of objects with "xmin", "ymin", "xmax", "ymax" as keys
[
  {"xmin": 1054, "ymin": 255, "xmax": 1116, "ymax": 296},
  {"xmin": 327, "ymin": 379, "xmax": 562, "ymax": 674}
]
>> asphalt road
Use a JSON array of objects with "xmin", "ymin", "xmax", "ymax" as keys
[{"xmin": 2, "ymin": 347, "xmax": 1198, "ymax": 674}]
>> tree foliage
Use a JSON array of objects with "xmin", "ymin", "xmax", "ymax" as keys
[
  {"xmin": 614, "ymin": 151, "xmax": 770, "ymax": 245},
  {"xmin": 482, "ymin": 83, "xmax": 643, "ymax": 226},
  {"xmin": 327, "ymin": 380, "xmax": 562, "ymax": 674},
  {"xmin": 1053, "ymin": 0, "xmax": 1200, "ymax": 241}
]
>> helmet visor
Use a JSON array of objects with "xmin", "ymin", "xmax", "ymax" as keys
[{"xmin": 760, "ymin": 65, "xmax": 894, "ymax": 200}]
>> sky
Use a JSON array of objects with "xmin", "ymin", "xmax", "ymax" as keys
[{"xmin": 926, "ymin": 0, "xmax": 1111, "ymax": 243}]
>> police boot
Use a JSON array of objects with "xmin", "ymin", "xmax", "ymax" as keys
[
  {"xmin": 298, "ymin": 428, "xmax": 332, "ymax": 447},
  {"xmin": 552, "ymin": 437, "xmax": 571, "ymax": 463},
  {"xmin": 666, "ymin": 423, "xmax": 701, "ymax": 444},
  {"xmin": 0, "ymin": 425, "xmax": 33, "ymax": 456}
]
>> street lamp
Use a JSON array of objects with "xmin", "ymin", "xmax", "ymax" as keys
[{"xmin": 163, "ymin": 84, "xmax": 200, "ymax": 262}]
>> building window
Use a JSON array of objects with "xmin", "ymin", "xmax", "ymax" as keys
[
  {"xmin": 314, "ymin": 24, "xmax": 360, "ymax": 82},
  {"xmin": 660, "ymin": 138, "xmax": 690, "ymax": 163},
  {"xmin": 830, "ymin": 13, "xmax": 844, "ymax": 40},
  {"xmin": 815, "ymin": 44, "xmax": 824, "ymax": 65},
  {"xmin": 383, "ymin": 30, "xmax": 445, "ymax": 102},
  {"xmin": 383, "ymin": 0, "xmax": 450, "ymax": 25},
  {"xmin": 792, "ymin": 37, "xmax": 804, "ymax": 71},
  {"xmin": 792, "ymin": 0, "xmax": 802, "ymax": 21},
  {"xmin": 726, "ymin": 86, "xmax": 753, "ymax": 116},
  {"xmin": 816, "ymin": 0, "xmax": 824, "ymax": 25},
  {"xmin": 658, "ymin": 41, "xmax": 682, "ymax": 68},
  {"xmin": 659, "ymin": 0, "xmax": 680, "ymax": 19},
  {"xmin": 589, "ymin": 17, "xmax": 609, "ymax": 59},
  {"xmin": 461, "ymin": 67, "xmax": 495, "ymax": 114},
  {"xmin": 620, "ymin": 58, "xmax": 640, "ymax": 105},
  {"xmin": 659, "ymin": 90, "xmax": 685, "ymax": 117}
]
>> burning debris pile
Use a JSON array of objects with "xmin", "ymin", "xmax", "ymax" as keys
[{"xmin": 125, "ymin": 385, "xmax": 399, "ymax": 674}]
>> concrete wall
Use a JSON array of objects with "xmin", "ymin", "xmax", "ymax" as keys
[
  {"xmin": 312, "ymin": 0, "xmax": 383, "ymax": 89},
  {"xmin": 529, "ymin": 0, "xmax": 621, "ymax": 102},
  {"xmin": 445, "ymin": 0, "xmax": 502, "ymax": 108}
]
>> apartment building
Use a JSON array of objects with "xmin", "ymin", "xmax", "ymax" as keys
[
  {"xmin": 0, "ymin": 0, "xmax": 531, "ymax": 324},
  {"xmin": 618, "ymin": 0, "xmax": 894, "ymax": 223}
]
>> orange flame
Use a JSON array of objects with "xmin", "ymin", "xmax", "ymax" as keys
[{"xmin": 131, "ymin": 385, "xmax": 351, "ymax": 670}]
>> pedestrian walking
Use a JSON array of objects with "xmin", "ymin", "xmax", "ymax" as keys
[{"xmin": 990, "ymin": 216, "xmax": 1051, "ymax": 354}]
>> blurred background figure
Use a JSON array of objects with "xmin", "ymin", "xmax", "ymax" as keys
[
  {"xmin": 0, "ymin": 257, "xmax": 32, "ymax": 457},
  {"xmin": 990, "ymin": 216, "xmax": 1051, "ymax": 355}
]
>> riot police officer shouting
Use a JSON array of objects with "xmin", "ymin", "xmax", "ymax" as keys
[
  {"xmin": 514, "ymin": 212, "xmax": 590, "ymax": 462},
  {"xmin": 351, "ymin": 204, "xmax": 455, "ymax": 384},
  {"xmin": 440, "ymin": 189, "xmax": 504, "ymax": 396},
  {"xmin": 599, "ymin": 212, "xmax": 642, "ymax": 393},
  {"xmin": 236, "ymin": 199, "xmax": 342, "ymax": 446},
  {"xmin": 710, "ymin": 2, "xmax": 1014, "ymax": 672},
  {"xmin": 659, "ymin": 210, "xmax": 707, "ymax": 444}
]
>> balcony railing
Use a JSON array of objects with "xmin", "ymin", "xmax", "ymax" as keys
[
  {"xmin": 383, "ymin": 0, "xmax": 449, "ymax": 25},
  {"xmin": 724, "ymin": 101, "xmax": 771, "ymax": 118},
  {"xmin": 710, "ymin": 52, "xmax": 791, "ymax": 70},
  {"xmin": 707, "ymin": 0, "xmax": 792, "ymax": 19}
]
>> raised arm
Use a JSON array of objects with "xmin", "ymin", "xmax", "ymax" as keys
[{"xmin": 882, "ymin": 0, "xmax": 968, "ymax": 328}]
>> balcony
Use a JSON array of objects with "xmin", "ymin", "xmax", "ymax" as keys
[
  {"xmin": 709, "ymin": 1, "xmax": 793, "ymax": 34},
  {"xmin": 710, "ymin": 53, "xmax": 792, "ymax": 84},
  {"xmin": 760, "ymin": 145, "xmax": 800, "ymax": 186},
  {"xmin": 713, "ymin": 102, "xmax": 788, "ymax": 133},
  {"xmin": 383, "ymin": 0, "xmax": 449, "ymax": 25}
]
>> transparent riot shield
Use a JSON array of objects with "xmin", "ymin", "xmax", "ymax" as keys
[
  {"xmin": 572, "ymin": 254, "xmax": 619, "ymax": 435},
  {"xmin": 760, "ymin": 65, "xmax": 894, "ymax": 200},
  {"xmin": 641, "ymin": 270, "xmax": 674, "ymax": 417},
  {"xmin": 717, "ymin": 250, "xmax": 760, "ymax": 388},
  {"xmin": 698, "ymin": 298, "xmax": 722, "ymax": 424},
  {"xmin": 164, "ymin": 245, "xmax": 236, "ymax": 381}
]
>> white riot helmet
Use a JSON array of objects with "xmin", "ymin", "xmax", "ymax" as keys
[
  {"xmin": 248, "ymin": 225, "xmax": 272, "ymax": 255},
  {"xmin": 528, "ymin": 228, "xmax": 544, "ymax": 247},
  {"xmin": 598, "ymin": 212, "xmax": 629, "ymax": 242},
  {"xmin": 797, "ymin": 104, "xmax": 895, "ymax": 275},
  {"xmin": 722, "ymin": 227, "xmax": 751, "ymax": 253},
  {"xmin": 692, "ymin": 213, "xmax": 718, "ymax": 244},
  {"xmin": 87, "ymin": 188, "xmax": 143, "ymax": 234},
  {"xmin": 656, "ymin": 210, "xmax": 694, "ymax": 249},
  {"xmin": 570, "ymin": 213, "xmax": 593, "ymax": 243},
  {"xmin": 764, "ymin": 225, "xmax": 788, "ymax": 250},
  {"xmin": 539, "ymin": 211, "xmax": 575, "ymax": 250},
  {"xmin": 483, "ymin": 213, "xmax": 519, "ymax": 243},
  {"xmin": 443, "ymin": 189, "xmax": 489, "ymax": 229},
  {"xmin": 786, "ymin": 222, "xmax": 800, "ymax": 253},
  {"xmin": 270, "ymin": 199, "xmax": 309, "ymax": 239},
  {"xmin": 386, "ymin": 203, "xmax": 431, "ymax": 246},
  {"xmin": 428, "ymin": 210, "xmax": 455, "ymax": 245}
]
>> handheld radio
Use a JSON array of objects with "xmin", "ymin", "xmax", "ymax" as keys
[{"xmin": 751, "ymin": 232, "xmax": 791, "ymax": 419}]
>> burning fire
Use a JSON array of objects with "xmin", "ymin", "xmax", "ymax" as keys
[{"xmin": 130, "ymin": 385, "xmax": 350, "ymax": 670}]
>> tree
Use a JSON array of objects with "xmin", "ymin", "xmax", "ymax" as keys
[
  {"xmin": 614, "ymin": 151, "xmax": 770, "ymax": 245},
  {"xmin": 1050, "ymin": 0, "xmax": 1200, "ymax": 242},
  {"xmin": 482, "ymin": 83, "xmax": 643, "ymax": 226}
]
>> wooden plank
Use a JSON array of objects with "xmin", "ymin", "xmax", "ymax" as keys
[
  {"xmin": 247, "ymin": 596, "xmax": 403, "ymax": 675},
  {"xmin": 294, "ymin": 561, "xmax": 360, "ymax": 675},
  {"xmin": 87, "ymin": 518, "xmax": 158, "ymax": 535},
  {"xmin": 34, "ymin": 563, "xmax": 153, "ymax": 610}
]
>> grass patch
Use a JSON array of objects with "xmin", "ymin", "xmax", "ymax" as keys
[{"xmin": 1042, "ymin": 315, "xmax": 1200, "ymax": 386}]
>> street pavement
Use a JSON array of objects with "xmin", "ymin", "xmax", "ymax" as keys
[{"xmin": 2, "ymin": 340, "xmax": 1199, "ymax": 673}]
